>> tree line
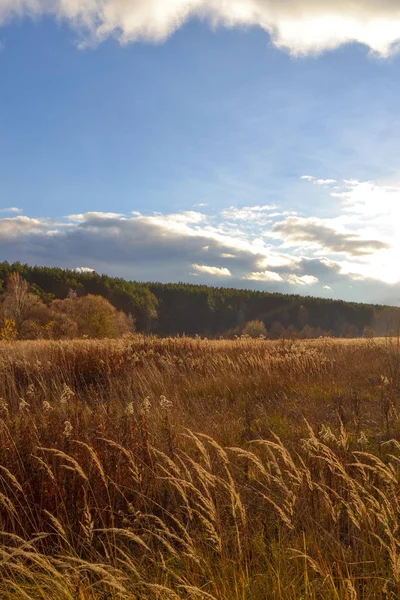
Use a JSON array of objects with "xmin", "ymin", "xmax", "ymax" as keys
[{"xmin": 0, "ymin": 262, "xmax": 398, "ymax": 339}]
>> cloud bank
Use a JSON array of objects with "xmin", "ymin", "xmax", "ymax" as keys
[
  {"xmin": 0, "ymin": 177, "xmax": 399, "ymax": 305},
  {"xmin": 2, "ymin": 0, "xmax": 400, "ymax": 56},
  {"xmin": 272, "ymin": 217, "xmax": 389, "ymax": 256}
]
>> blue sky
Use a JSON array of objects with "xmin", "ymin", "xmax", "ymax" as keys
[{"xmin": 1, "ymin": 1, "xmax": 400, "ymax": 305}]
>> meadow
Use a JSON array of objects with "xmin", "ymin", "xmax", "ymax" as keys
[{"xmin": 1, "ymin": 335, "xmax": 400, "ymax": 599}]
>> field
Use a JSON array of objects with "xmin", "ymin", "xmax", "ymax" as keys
[{"xmin": 1, "ymin": 336, "xmax": 400, "ymax": 599}]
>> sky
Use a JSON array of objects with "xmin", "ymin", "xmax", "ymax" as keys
[{"xmin": 1, "ymin": 1, "xmax": 400, "ymax": 305}]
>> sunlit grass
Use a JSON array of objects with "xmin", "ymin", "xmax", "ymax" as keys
[{"xmin": 1, "ymin": 335, "xmax": 400, "ymax": 598}]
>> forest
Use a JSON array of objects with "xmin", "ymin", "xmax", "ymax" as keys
[{"xmin": 0, "ymin": 261, "xmax": 398, "ymax": 339}]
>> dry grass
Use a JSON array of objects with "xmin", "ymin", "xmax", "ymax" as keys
[{"xmin": 1, "ymin": 335, "xmax": 400, "ymax": 598}]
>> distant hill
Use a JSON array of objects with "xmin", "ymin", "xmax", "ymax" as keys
[{"xmin": 0, "ymin": 261, "xmax": 398, "ymax": 338}]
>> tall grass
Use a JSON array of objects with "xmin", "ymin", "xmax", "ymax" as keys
[{"xmin": 1, "ymin": 336, "xmax": 400, "ymax": 598}]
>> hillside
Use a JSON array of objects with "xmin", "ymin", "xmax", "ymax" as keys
[{"xmin": 0, "ymin": 261, "xmax": 398, "ymax": 337}]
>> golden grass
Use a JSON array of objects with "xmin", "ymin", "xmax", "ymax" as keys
[{"xmin": 1, "ymin": 335, "xmax": 400, "ymax": 598}]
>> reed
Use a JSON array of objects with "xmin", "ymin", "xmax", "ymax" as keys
[{"xmin": 0, "ymin": 335, "xmax": 400, "ymax": 598}]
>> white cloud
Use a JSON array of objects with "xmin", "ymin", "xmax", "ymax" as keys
[
  {"xmin": 302, "ymin": 176, "xmax": 400, "ymax": 284},
  {"xmin": 301, "ymin": 175, "xmax": 336, "ymax": 186},
  {"xmin": 161, "ymin": 211, "xmax": 206, "ymax": 225},
  {"xmin": 315, "ymin": 179, "xmax": 337, "ymax": 186},
  {"xmin": 67, "ymin": 212, "xmax": 124, "ymax": 222},
  {"xmin": 3, "ymin": 0, "xmax": 400, "ymax": 56},
  {"xmin": 271, "ymin": 215, "xmax": 390, "ymax": 256},
  {"xmin": 75, "ymin": 266, "xmax": 95, "ymax": 273},
  {"xmin": 257, "ymin": 254, "xmax": 300, "ymax": 269},
  {"xmin": 0, "ymin": 207, "xmax": 23, "ymax": 214},
  {"xmin": 0, "ymin": 216, "xmax": 50, "ymax": 237},
  {"xmin": 243, "ymin": 270, "xmax": 318, "ymax": 285},
  {"xmin": 243, "ymin": 270, "xmax": 284, "ymax": 282},
  {"xmin": 220, "ymin": 205, "xmax": 277, "ymax": 221},
  {"xmin": 287, "ymin": 274, "xmax": 318, "ymax": 285},
  {"xmin": 192, "ymin": 264, "xmax": 232, "ymax": 277}
]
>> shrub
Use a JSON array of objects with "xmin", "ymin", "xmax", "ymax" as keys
[{"xmin": 242, "ymin": 319, "xmax": 267, "ymax": 338}]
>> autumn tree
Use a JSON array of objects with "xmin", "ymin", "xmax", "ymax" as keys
[
  {"xmin": 0, "ymin": 318, "xmax": 18, "ymax": 341},
  {"xmin": 51, "ymin": 294, "xmax": 134, "ymax": 338},
  {"xmin": 242, "ymin": 320, "xmax": 267, "ymax": 338},
  {"xmin": 270, "ymin": 321, "xmax": 286, "ymax": 339},
  {"xmin": 1, "ymin": 273, "xmax": 46, "ymax": 336},
  {"xmin": 19, "ymin": 302, "xmax": 54, "ymax": 340},
  {"xmin": 50, "ymin": 312, "xmax": 78, "ymax": 339}
]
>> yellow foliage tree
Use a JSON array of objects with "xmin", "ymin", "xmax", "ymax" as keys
[
  {"xmin": 0, "ymin": 318, "xmax": 18, "ymax": 341},
  {"xmin": 51, "ymin": 294, "xmax": 134, "ymax": 339}
]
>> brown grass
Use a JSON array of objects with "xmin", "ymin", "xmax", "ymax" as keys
[{"xmin": 1, "ymin": 335, "xmax": 400, "ymax": 598}]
